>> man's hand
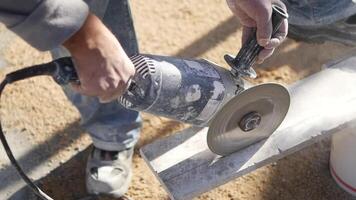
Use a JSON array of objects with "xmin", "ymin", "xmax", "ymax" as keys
[
  {"xmin": 63, "ymin": 13, "xmax": 135, "ymax": 103},
  {"xmin": 226, "ymin": 0, "xmax": 288, "ymax": 63}
]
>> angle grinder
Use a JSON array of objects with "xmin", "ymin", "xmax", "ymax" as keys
[
  {"xmin": 0, "ymin": 4, "xmax": 289, "ymax": 200},
  {"xmin": 119, "ymin": 4, "xmax": 290, "ymax": 155}
]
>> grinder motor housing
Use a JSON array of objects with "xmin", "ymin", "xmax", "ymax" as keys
[{"xmin": 119, "ymin": 54, "xmax": 245, "ymax": 126}]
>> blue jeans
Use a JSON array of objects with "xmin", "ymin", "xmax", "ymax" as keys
[
  {"xmin": 283, "ymin": 0, "xmax": 356, "ymax": 26},
  {"xmin": 51, "ymin": 0, "xmax": 141, "ymax": 151}
]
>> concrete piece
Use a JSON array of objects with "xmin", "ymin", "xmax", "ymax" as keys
[
  {"xmin": 0, "ymin": 130, "xmax": 57, "ymax": 199},
  {"xmin": 140, "ymin": 55, "xmax": 356, "ymax": 200}
]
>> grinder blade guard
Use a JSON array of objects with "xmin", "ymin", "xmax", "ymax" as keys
[{"xmin": 207, "ymin": 83, "xmax": 290, "ymax": 156}]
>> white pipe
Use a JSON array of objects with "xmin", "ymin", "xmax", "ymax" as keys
[
  {"xmin": 330, "ymin": 129, "xmax": 356, "ymax": 196},
  {"xmin": 140, "ymin": 53, "xmax": 356, "ymax": 200}
]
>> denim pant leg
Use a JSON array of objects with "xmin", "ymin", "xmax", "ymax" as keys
[
  {"xmin": 283, "ymin": 0, "xmax": 356, "ymax": 26},
  {"xmin": 51, "ymin": 0, "xmax": 141, "ymax": 151}
]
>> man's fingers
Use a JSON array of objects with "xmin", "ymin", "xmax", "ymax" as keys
[
  {"xmin": 70, "ymin": 76, "xmax": 127, "ymax": 103},
  {"xmin": 229, "ymin": 0, "xmax": 288, "ymax": 64},
  {"xmin": 234, "ymin": 6, "xmax": 257, "ymax": 27},
  {"xmin": 98, "ymin": 96, "xmax": 115, "ymax": 103},
  {"xmin": 236, "ymin": 0, "xmax": 273, "ymax": 46},
  {"xmin": 70, "ymin": 82, "xmax": 97, "ymax": 97},
  {"xmin": 71, "ymin": 83, "xmax": 86, "ymax": 94},
  {"xmin": 228, "ymin": 0, "xmax": 274, "ymax": 46},
  {"xmin": 227, "ymin": 0, "xmax": 257, "ymax": 27},
  {"xmin": 97, "ymin": 81, "xmax": 125, "ymax": 103},
  {"xmin": 72, "ymin": 81, "xmax": 119, "ymax": 103},
  {"xmin": 226, "ymin": 0, "xmax": 236, "ymax": 11},
  {"xmin": 98, "ymin": 96, "xmax": 117, "ymax": 103},
  {"xmin": 274, "ymin": 18, "xmax": 288, "ymax": 42},
  {"xmin": 264, "ymin": 18, "xmax": 288, "ymax": 49},
  {"xmin": 264, "ymin": 38, "xmax": 280, "ymax": 49},
  {"xmin": 257, "ymin": 48, "xmax": 275, "ymax": 63},
  {"xmin": 256, "ymin": 11, "xmax": 273, "ymax": 46},
  {"xmin": 98, "ymin": 89, "xmax": 122, "ymax": 103},
  {"xmin": 241, "ymin": 26, "xmax": 254, "ymax": 44}
]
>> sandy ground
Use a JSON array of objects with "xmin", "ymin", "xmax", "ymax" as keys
[{"xmin": 1, "ymin": 0, "xmax": 356, "ymax": 199}]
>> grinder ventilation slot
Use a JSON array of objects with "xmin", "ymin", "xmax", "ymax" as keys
[{"xmin": 131, "ymin": 54, "xmax": 156, "ymax": 79}]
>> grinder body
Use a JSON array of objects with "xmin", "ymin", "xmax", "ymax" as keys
[{"xmin": 119, "ymin": 54, "xmax": 244, "ymax": 126}]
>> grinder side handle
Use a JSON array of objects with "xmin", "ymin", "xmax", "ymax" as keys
[{"xmin": 225, "ymin": 4, "xmax": 289, "ymax": 78}]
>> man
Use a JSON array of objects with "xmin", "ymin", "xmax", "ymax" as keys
[
  {"xmin": 0, "ymin": 1, "xmax": 141, "ymax": 198},
  {"xmin": 0, "ymin": 0, "xmax": 355, "ymax": 199}
]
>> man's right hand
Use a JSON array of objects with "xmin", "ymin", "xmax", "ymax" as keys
[
  {"xmin": 63, "ymin": 13, "xmax": 135, "ymax": 103},
  {"xmin": 226, "ymin": 0, "xmax": 288, "ymax": 64}
]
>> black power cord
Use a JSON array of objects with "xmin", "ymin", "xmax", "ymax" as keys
[{"xmin": 0, "ymin": 57, "xmax": 78, "ymax": 200}]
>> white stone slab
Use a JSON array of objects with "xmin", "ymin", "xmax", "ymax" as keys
[{"xmin": 140, "ymin": 56, "xmax": 356, "ymax": 200}]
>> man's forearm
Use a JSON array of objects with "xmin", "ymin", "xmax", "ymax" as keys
[{"xmin": 0, "ymin": 0, "xmax": 89, "ymax": 51}]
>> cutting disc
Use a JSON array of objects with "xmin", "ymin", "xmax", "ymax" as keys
[{"xmin": 207, "ymin": 83, "xmax": 290, "ymax": 156}]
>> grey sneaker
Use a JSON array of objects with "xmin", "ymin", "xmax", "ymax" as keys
[
  {"xmin": 288, "ymin": 14, "xmax": 356, "ymax": 46},
  {"xmin": 86, "ymin": 147, "xmax": 134, "ymax": 198}
]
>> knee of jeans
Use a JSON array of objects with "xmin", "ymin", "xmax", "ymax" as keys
[{"xmin": 312, "ymin": 0, "xmax": 352, "ymax": 18}]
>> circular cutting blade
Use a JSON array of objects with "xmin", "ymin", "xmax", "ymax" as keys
[{"xmin": 207, "ymin": 83, "xmax": 290, "ymax": 156}]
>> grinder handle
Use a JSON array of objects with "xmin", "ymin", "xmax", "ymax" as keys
[
  {"xmin": 51, "ymin": 57, "xmax": 79, "ymax": 85},
  {"xmin": 225, "ymin": 4, "xmax": 288, "ymax": 78}
]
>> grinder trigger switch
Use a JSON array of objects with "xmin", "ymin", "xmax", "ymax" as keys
[{"xmin": 225, "ymin": 4, "xmax": 288, "ymax": 79}]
